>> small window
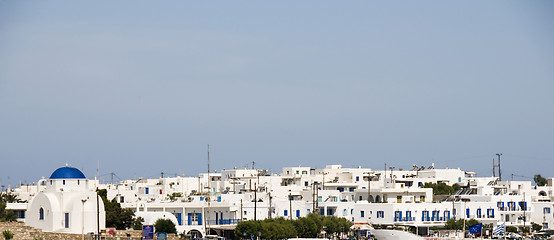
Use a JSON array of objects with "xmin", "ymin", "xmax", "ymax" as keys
[
  {"xmin": 302, "ymin": 171, "xmax": 307, "ymax": 174},
  {"xmin": 63, "ymin": 180, "xmax": 65, "ymax": 185},
  {"xmin": 296, "ymin": 170, "xmax": 299, "ymax": 174},
  {"xmin": 39, "ymin": 208, "xmax": 44, "ymax": 220},
  {"xmin": 284, "ymin": 210, "xmax": 288, "ymax": 216},
  {"xmin": 360, "ymin": 210, "xmax": 365, "ymax": 217},
  {"xmin": 356, "ymin": 176, "xmax": 359, "ymax": 181}
]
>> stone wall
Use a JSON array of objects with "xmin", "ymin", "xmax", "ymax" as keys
[{"xmin": 0, "ymin": 222, "xmax": 180, "ymax": 240}]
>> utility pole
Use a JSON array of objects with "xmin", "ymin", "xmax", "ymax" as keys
[
  {"xmin": 365, "ymin": 172, "xmax": 372, "ymax": 202},
  {"xmin": 289, "ymin": 191, "xmax": 292, "ymax": 220},
  {"xmin": 240, "ymin": 199, "xmax": 243, "ymax": 220},
  {"xmin": 161, "ymin": 172, "xmax": 164, "ymax": 179},
  {"xmin": 254, "ymin": 182, "xmax": 257, "ymax": 221},
  {"xmin": 493, "ymin": 158, "xmax": 496, "ymax": 178},
  {"xmin": 496, "ymin": 153, "xmax": 502, "ymax": 181},
  {"xmin": 315, "ymin": 182, "xmax": 319, "ymax": 212},
  {"xmin": 322, "ymin": 172, "xmax": 326, "ymax": 189},
  {"xmin": 96, "ymin": 187, "xmax": 100, "ymax": 240},
  {"xmin": 312, "ymin": 182, "xmax": 316, "ymax": 211},
  {"xmin": 111, "ymin": 172, "xmax": 114, "ymax": 185},
  {"xmin": 523, "ymin": 192, "xmax": 526, "ymax": 233},
  {"xmin": 384, "ymin": 163, "xmax": 387, "ymax": 180},
  {"xmin": 206, "ymin": 144, "xmax": 210, "ymax": 236},
  {"xmin": 268, "ymin": 192, "xmax": 272, "ymax": 219}
]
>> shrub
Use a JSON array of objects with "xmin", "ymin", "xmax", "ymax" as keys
[
  {"xmin": 154, "ymin": 218, "xmax": 177, "ymax": 234},
  {"xmin": 2, "ymin": 230, "xmax": 14, "ymax": 240}
]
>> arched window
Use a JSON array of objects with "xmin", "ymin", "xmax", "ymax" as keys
[
  {"xmin": 539, "ymin": 191, "xmax": 547, "ymax": 196},
  {"xmin": 39, "ymin": 208, "xmax": 44, "ymax": 220}
]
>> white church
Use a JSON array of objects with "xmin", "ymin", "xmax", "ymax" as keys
[{"xmin": 25, "ymin": 165, "xmax": 106, "ymax": 234}]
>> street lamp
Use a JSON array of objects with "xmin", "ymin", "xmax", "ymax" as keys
[{"xmin": 81, "ymin": 198, "xmax": 87, "ymax": 240}]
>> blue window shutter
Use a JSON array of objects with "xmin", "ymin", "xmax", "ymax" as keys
[
  {"xmin": 284, "ymin": 210, "xmax": 288, "ymax": 216},
  {"xmin": 296, "ymin": 210, "xmax": 300, "ymax": 217},
  {"xmin": 177, "ymin": 213, "xmax": 182, "ymax": 225},
  {"xmin": 198, "ymin": 213, "xmax": 202, "ymax": 225},
  {"xmin": 188, "ymin": 213, "xmax": 192, "ymax": 225}
]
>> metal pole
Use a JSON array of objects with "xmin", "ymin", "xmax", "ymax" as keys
[
  {"xmin": 268, "ymin": 192, "xmax": 272, "ymax": 219},
  {"xmin": 463, "ymin": 201, "xmax": 466, "ymax": 239},
  {"xmin": 315, "ymin": 182, "xmax": 319, "ymax": 212},
  {"xmin": 496, "ymin": 153, "xmax": 502, "ymax": 181},
  {"xmin": 312, "ymin": 182, "xmax": 315, "ymax": 211},
  {"xmin": 367, "ymin": 172, "xmax": 371, "ymax": 203},
  {"xmin": 96, "ymin": 188, "xmax": 100, "ymax": 240},
  {"xmin": 82, "ymin": 199, "xmax": 86, "ymax": 240},
  {"xmin": 254, "ymin": 182, "xmax": 257, "ymax": 221},
  {"xmin": 289, "ymin": 191, "xmax": 292, "ymax": 220},
  {"xmin": 523, "ymin": 192, "xmax": 526, "ymax": 235}
]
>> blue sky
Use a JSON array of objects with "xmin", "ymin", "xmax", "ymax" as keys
[{"xmin": 1, "ymin": 1, "xmax": 553, "ymax": 185}]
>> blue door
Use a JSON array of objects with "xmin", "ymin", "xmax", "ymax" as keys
[
  {"xmin": 65, "ymin": 213, "xmax": 70, "ymax": 228},
  {"xmin": 177, "ymin": 213, "xmax": 182, "ymax": 225},
  {"xmin": 197, "ymin": 213, "xmax": 202, "ymax": 225},
  {"xmin": 296, "ymin": 210, "xmax": 300, "ymax": 218},
  {"xmin": 188, "ymin": 213, "xmax": 192, "ymax": 225}
]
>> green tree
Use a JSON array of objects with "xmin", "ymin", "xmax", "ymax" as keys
[
  {"xmin": 261, "ymin": 218, "xmax": 296, "ymax": 240},
  {"xmin": 154, "ymin": 218, "xmax": 177, "ymax": 234},
  {"xmin": 235, "ymin": 220, "xmax": 263, "ymax": 238},
  {"xmin": 532, "ymin": 223, "xmax": 542, "ymax": 232},
  {"xmin": 444, "ymin": 219, "xmax": 463, "ymax": 230},
  {"xmin": 98, "ymin": 189, "xmax": 135, "ymax": 229},
  {"xmin": 0, "ymin": 193, "xmax": 20, "ymax": 203},
  {"xmin": 132, "ymin": 216, "xmax": 145, "ymax": 230},
  {"xmin": 293, "ymin": 213, "xmax": 322, "ymax": 238},
  {"xmin": 0, "ymin": 201, "xmax": 17, "ymax": 222},
  {"xmin": 506, "ymin": 226, "xmax": 517, "ymax": 233},
  {"xmin": 444, "ymin": 219, "xmax": 479, "ymax": 230},
  {"xmin": 236, "ymin": 213, "xmax": 351, "ymax": 239},
  {"xmin": 422, "ymin": 182, "xmax": 461, "ymax": 195},
  {"xmin": 534, "ymin": 174, "xmax": 547, "ymax": 186}
]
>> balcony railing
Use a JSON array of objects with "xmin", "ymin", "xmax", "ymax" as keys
[{"xmin": 206, "ymin": 219, "xmax": 241, "ymax": 225}]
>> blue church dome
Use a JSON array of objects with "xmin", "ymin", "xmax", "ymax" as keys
[{"xmin": 49, "ymin": 166, "xmax": 86, "ymax": 179}]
